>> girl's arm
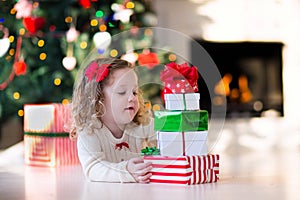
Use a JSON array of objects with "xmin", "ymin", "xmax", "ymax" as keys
[{"xmin": 77, "ymin": 132, "xmax": 136, "ymax": 183}]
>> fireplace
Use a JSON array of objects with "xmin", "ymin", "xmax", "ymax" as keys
[{"xmin": 191, "ymin": 41, "xmax": 284, "ymax": 117}]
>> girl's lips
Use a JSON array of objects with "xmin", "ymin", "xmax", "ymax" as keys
[{"xmin": 125, "ymin": 106, "xmax": 134, "ymax": 110}]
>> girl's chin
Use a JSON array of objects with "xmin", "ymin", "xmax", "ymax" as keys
[{"xmin": 118, "ymin": 115, "xmax": 136, "ymax": 124}]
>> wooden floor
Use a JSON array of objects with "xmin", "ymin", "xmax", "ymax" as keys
[{"xmin": 0, "ymin": 118, "xmax": 300, "ymax": 200}]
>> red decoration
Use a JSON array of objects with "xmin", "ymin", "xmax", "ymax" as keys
[
  {"xmin": 78, "ymin": 0, "xmax": 91, "ymax": 9},
  {"xmin": 85, "ymin": 61, "xmax": 111, "ymax": 82},
  {"xmin": 23, "ymin": 17, "xmax": 45, "ymax": 34},
  {"xmin": 0, "ymin": 36, "xmax": 23, "ymax": 90},
  {"xmin": 49, "ymin": 25, "xmax": 56, "ymax": 32},
  {"xmin": 13, "ymin": 60, "xmax": 27, "ymax": 76},
  {"xmin": 138, "ymin": 51, "xmax": 159, "ymax": 69},
  {"xmin": 115, "ymin": 142, "xmax": 129, "ymax": 150}
]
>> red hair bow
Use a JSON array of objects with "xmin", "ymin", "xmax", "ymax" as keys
[{"xmin": 85, "ymin": 61, "xmax": 111, "ymax": 82}]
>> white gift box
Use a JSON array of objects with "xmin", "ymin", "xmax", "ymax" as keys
[
  {"xmin": 164, "ymin": 93, "xmax": 200, "ymax": 110},
  {"xmin": 158, "ymin": 131, "xmax": 208, "ymax": 156}
]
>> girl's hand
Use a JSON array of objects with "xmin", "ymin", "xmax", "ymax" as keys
[{"xmin": 126, "ymin": 157, "xmax": 152, "ymax": 183}]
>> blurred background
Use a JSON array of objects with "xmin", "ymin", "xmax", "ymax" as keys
[{"xmin": 1, "ymin": 0, "xmax": 300, "ymax": 152}]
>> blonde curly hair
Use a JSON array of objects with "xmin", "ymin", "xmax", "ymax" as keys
[{"xmin": 70, "ymin": 58, "xmax": 151, "ymax": 139}]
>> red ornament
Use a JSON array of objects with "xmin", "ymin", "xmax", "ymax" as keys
[
  {"xmin": 23, "ymin": 17, "xmax": 45, "ymax": 34},
  {"xmin": 49, "ymin": 25, "xmax": 56, "ymax": 32},
  {"xmin": 78, "ymin": 0, "xmax": 91, "ymax": 9},
  {"xmin": 13, "ymin": 60, "xmax": 27, "ymax": 76},
  {"xmin": 138, "ymin": 51, "xmax": 159, "ymax": 69}
]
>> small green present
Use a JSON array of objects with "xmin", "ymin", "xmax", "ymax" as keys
[{"xmin": 154, "ymin": 110, "xmax": 208, "ymax": 132}]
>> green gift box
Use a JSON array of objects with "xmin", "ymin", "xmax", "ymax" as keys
[{"xmin": 154, "ymin": 110, "xmax": 208, "ymax": 131}]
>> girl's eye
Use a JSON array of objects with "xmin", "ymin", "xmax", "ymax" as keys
[
  {"xmin": 117, "ymin": 91, "xmax": 126, "ymax": 95},
  {"xmin": 133, "ymin": 91, "xmax": 138, "ymax": 96}
]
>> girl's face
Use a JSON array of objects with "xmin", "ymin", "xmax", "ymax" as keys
[{"xmin": 102, "ymin": 67, "xmax": 139, "ymax": 127}]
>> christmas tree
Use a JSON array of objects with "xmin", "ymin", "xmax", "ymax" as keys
[{"xmin": 0, "ymin": 0, "xmax": 171, "ymax": 124}]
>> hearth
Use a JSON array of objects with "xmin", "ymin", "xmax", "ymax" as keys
[{"xmin": 191, "ymin": 41, "xmax": 284, "ymax": 117}]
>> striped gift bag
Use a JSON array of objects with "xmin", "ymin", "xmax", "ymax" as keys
[
  {"xmin": 144, "ymin": 154, "xmax": 219, "ymax": 185},
  {"xmin": 24, "ymin": 103, "xmax": 80, "ymax": 167}
]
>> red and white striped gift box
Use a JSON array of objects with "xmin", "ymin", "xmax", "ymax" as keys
[{"xmin": 144, "ymin": 154, "xmax": 220, "ymax": 185}]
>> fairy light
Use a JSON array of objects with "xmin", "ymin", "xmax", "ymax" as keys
[
  {"xmin": 10, "ymin": 8, "xmax": 16, "ymax": 15},
  {"xmin": 110, "ymin": 49, "xmax": 118, "ymax": 57},
  {"xmin": 9, "ymin": 49, "xmax": 15, "ymax": 56},
  {"xmin": 152, "ymin": 104, "xmax": 161, "ymax": 111},
  {"xmin": 13, "ymin": 92, "xmax": 20, "ymax": 100},
  {"xmin": 99, "ymin": 24, "xmax": 107, "ymax": 31},
  {"xmin": 8, "ymin": 36, "xmax": 14, "ymax": 43},
  {"xmin": 38, "ymin": 39, "xmax": 45, "ymax": 47},
  {"xmin": 5, "ymin": 55, "xmax": 12, "ymax": 61},
  {"xmin": 33, "ymin": 2, "xmax": 39, "ymax": 8},
  {"xmin": 168, "ymin": 54, "xmax": 177, "ymax": 61},
  {"xmin": 90, "ymin": 19, "xmax": 98, "ymax": 26},
  {"xmin": 80, "ymin": 41, "xmax": 87, "ymax": 49},
  {"xmin": 126, "ymin": 2, "xmax": 135, "ymax": 9},
  {"xmin": 39, "ymin": 53, "xmax": 47, "ymax": 60},
  {"xmin": 19, "ymin": 28, "xmax": 25, "ymax": 35},
  {"xmin": 108, "ymin": 22, "xmax": 115, "ymax": 28},
  {"xmin": 18, "ymin": 109, "xmax": 24, "ymax": 117},
  {"xmin": 96, "ymin": 10, "xmax": 104, "ymax": 18},
  {"xmin": 49, "ymin": 25, "xmax": 56, "ymax": 32},
  {"xmin": 62, "ymin": 99, "xmax": 69, "ymax": 105},
  {"xmin": 54, "ymin": 78, "xmax": 61, "ymax": 86},
  {"xmin": 65, "ymin": 16, "xmax": 72, "ymax": 23}
]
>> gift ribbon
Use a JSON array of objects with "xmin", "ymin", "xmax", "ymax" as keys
[
  {"xmin": 160, "ymin": 62, "xmax": 199, "ymax": 92},
  {"xmin": 181, "ymin": 132, "xmax": 186, "ymax": 156},
  {"xmin": 141, "ymin": 146, "xmax": 160, "ymax": 155},
  {"xmin": 24, "ymin": 132, "xmax": 69, "ymax": 137},
  {"xmin": 183, "ymin": 93, "xmax": 187, "ymax": 110}
]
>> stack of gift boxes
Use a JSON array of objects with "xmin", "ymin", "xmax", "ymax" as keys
[
  {"xmin": 143, "ymin": 62, "xmax": 220, "ymax": 185},
  {"xmin": 23, "ymin": 103, "xmax": 79, "ymax": 167}
]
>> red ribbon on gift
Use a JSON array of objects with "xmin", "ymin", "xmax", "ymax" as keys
[{"xmin": 160, "ymin": 62, "xmax": 199, "ymax": 92}]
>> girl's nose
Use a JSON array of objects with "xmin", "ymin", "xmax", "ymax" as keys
[{"xmin": 128, "ymin": 93, "xmax": 137, "ymax": 102}]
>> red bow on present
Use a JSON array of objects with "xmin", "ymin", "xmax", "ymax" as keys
[
  {"xmin": 115, "ymin": 142, "xmax": 130, "ymax": 150},
  {"xmin": 160, "ymin": 62, "xmax": 199, "ymax": 92},
  {"xmin": 85, "ymin": 61, "xmax": 111, "ymax": 82}
]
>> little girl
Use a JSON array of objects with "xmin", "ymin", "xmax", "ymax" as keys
[{"xmin": 71, "ymin": 58, "xmax": 156, "ymax": 183}]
